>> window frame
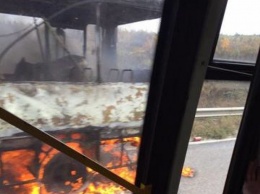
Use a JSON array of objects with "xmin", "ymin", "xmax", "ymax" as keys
[
  {"xmin": 135, "ymin": 0, "xmax": 228, "ymax": 193},
  {"xmin": 206, "ymin": 59, "xmax": 255, "ymax": 81},
  {"xmin": 0, "ymin": 0, "xmax": 258, "ymax": 193}
]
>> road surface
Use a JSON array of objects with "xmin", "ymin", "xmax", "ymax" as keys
[{"xmin": 178, "ymin": 139, "xmax": 236, "ymax": 194}]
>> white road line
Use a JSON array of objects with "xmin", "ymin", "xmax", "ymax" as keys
[{"xmin": 189, "ymin": 137, "xmax": 236, "ymax": 145}]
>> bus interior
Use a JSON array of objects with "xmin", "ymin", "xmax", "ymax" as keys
[{"xmin": 0, "ymin": 0, "xmax": 259, "ymax": 194}]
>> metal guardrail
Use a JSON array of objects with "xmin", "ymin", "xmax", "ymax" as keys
[{"xmin": 196, "ymin": 107, "xmax": 244, "ymax": 118}]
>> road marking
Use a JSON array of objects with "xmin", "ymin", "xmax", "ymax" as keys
[{"xmin": 189, "ymin": 138, "xmax": 236, "ymax": 145}]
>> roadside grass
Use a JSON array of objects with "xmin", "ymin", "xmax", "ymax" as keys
[
  {"xmin": 191, "ymin": 81, "xmax": 249, "ymax": 140},
  {"xmin": 191, "ymin": 115, "xmax": 242, "ymax": 140}
]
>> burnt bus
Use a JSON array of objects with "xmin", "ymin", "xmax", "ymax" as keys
[
  {"xmin": 0, "ymin": 0, "xmax": 162, "ymax": 193},
  {"xmin": 0, "ymin": 82, "xmax": 147, "ymax": 193}
]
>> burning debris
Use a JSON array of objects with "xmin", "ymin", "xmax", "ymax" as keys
[
  {"xmin": 0, "ymin": 127, "xmax": 140, "ymax": 194},
  {"xmin": 0, "ymin": 128, "xmax": 195, "ymax": 194},
  {"xmin": 182, "ymin": 167, "xmax": 195, "ymax": 178}
]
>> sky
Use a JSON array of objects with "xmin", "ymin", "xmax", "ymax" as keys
[
  {"xmin": 0, "ymin": 0, "xmax": 259, "ymax": 35},
  {"xmin": 120, "ymin": 0, "xmax": 260, "ymax": 35}
]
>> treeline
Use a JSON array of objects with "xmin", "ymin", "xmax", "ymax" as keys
[
  {"xmin": 117, "ymin": 30, "xmax": 157, "ymax": 69},
  {"xmin": 0, "ymin": 19, "xmax": 259, "ymax": 72},
  {"xmin": 214, "ymin": 34, "xmax": 260, "ymax": 62},
  {"xmin": 117, "ymin": 31, "xmax": 260, "ymax": 69}
]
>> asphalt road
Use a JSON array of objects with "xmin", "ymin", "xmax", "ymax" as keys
[{"xmin": 178, "ymin": 139, "xmax": 236, "ymax": 194}]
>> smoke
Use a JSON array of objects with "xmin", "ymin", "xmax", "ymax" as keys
[
  {"xmin": 0, "ymin": 14, "xmax": 85, "ymax": 76},
  {"xmin": 0, "ymin": 14, "xmax": 155, "ymax": 82},
  {"xmin": 0, "ymin": 15, "xmax": 42, "ymax": 74}
]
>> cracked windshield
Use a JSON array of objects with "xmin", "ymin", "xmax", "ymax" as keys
[{"xmin": 0, "ymin": 1, "xmax": 164, "ymax": 193}]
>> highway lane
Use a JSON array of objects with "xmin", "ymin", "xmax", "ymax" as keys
[{"xmin": 178, "ymin": 139, "xmax": 236, "ymax": 194}]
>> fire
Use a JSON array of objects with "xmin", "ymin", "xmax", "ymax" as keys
[
  {"xmin": 85, "ymin": 182, "xmax": 125, "ymax": 194},
  {"xmin": 1, "ymin": 150, "xmax": 36, "ymax": 183},
  {"xmin": 182, "ymin": 167, "xmax": 195, "ymax": 178},
  {"xmin": 111, "ymin": 167, "xmax": 136, "ymax": 184},
  {"xmin": 0, "ymin": 135, "xmax": 193, "ymax": 194},
  {"xmin": 31, "ymin": 186, "xmax": 40, "ymax": 194},
  {"xmin": 123, "ymin": 137, "xmax": 141, "ymax": 147},
  {"xmin": 83, "ymin": 167, "xmax": 135, "ymax": 194},
  {"xmin": 82, "ymin": 137, "xmax": 139, "ymax": 193},
  {"xmin": 38, "ymin": 142, "xmax": 84, "ymax": 180}
]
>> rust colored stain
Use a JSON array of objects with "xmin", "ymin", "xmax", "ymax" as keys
[
  {"xmin": 71, "ymin": 114, "xmax": 89, "ymax": 125},
  {"xmin": 33, "ymin": 118, "xmax": 46, "ymax": 126},
  {"xmin": 51, "ymin": 116, "xmax": 63, "ymax": 126},
  {"xmin": 0, "ymin": 99, "xmax": 4, "ymax": 107},
  {"xmin": 69, "ymin": 86, "xmax": 81, "ymax": 93},
  {"xmin": 135, "ymin": 88, "xmax": 146, "ymax": 98},
  {"xmin": 7, "ymin": 93, "xmax": 14, "ymax": 103},
  {"xmin": 126, "ymin": 95, "xmax": 133, "ymax": 101},
  {"xmin": 133, "ymin": 111, "xmax": 144, "ymax": 121},
  {"xmin": 103, "ymin": 105, "xmax": 116, "ymax": 123}
]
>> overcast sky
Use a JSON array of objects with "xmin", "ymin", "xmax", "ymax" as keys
[
  {"xmin": 120, "ymin": 0, "xmax": 260, "ymax": 35},
  {"xmin": 1, "ymin": 0, "xmax": 259, "ymax": 35}
]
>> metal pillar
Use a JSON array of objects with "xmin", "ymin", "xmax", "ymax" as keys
[
  {"xmin": 55, "ymin": 27, "xmax": 66, "ymax": 59},
  {"xmin": 33, "ymin": 18, "xmax": 44, "ymax": 62},
  {"xmin": 95, "ymin": 3, "xmax": 118, "ymax": 83},
  {"xmin": 100, "ymin": 24, "xmax": 117, "ymax": 82},
  {"xmin": 95, "ymin": 3, "xmax": 102, "ymax": 83},
  {"xmin": 83, "ymin": 26, "xmax": 87, "ymax": 58},
  {"xmin": 44, "ymin": 22, "xmax": 51, "ymax": 80},
  {"xmin": 44, "ymin": 22, "xmax": 51, "ymax": 63}
]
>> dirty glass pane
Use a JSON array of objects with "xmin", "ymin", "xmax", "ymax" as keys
[
  {"xmin": 178, "ymin": 80, "xmax": 250, "ymax": 194},
  {"xmin": 0, "ymin": 1, "xmax": 164, "ymax": 193},
  {"xmin": 198, "ymin": 80, "xmax": 249, "ymax": 108},
  {"xmin": 214, "ymin": 0, "xmax": 260, "ymax": 63}
]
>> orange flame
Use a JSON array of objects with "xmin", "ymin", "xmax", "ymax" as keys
[
  {"xmin": 1, "ymin": 136, "xmax": 193, "ymax": 194},
  {"xmin": 31, "ymin": 186, "xmax": 40, "ymax": 194},
  {"xmin": 182, "ymin": 167, "xmax": 195, "ymax": 178}
]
